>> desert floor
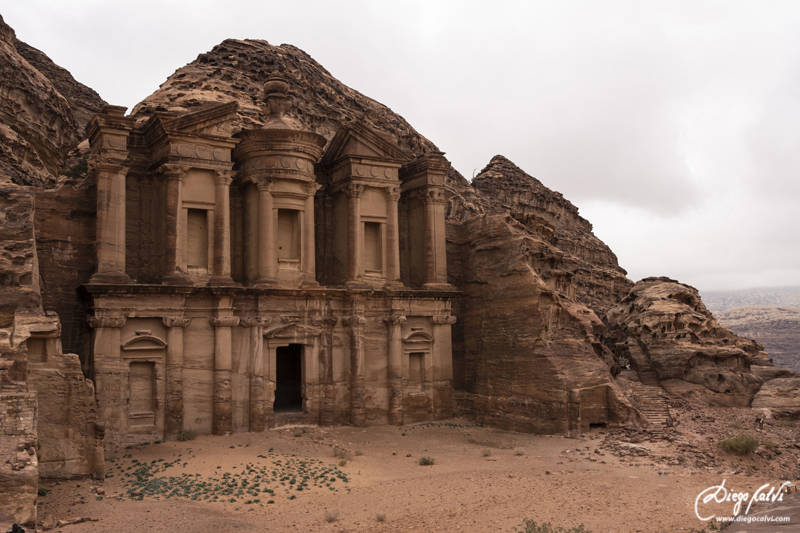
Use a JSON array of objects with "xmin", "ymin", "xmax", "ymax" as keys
[{"xmin": 33, "ymin": 418, "xmax": 797, "ymax": 533}]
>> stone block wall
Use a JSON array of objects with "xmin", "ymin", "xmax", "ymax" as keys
[{"xmin": 0, "ymin": 392, "xmax": 38, "ymax": 527}]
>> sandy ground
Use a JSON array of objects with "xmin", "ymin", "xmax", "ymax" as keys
[{"xmin": 31, "ymin": 419, "xmax": 796, "ymax": 533}]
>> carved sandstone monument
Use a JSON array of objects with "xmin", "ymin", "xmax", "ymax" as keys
[{"xmin": 2, "ymin": 19, "xmax": 798, "ymax": 526}]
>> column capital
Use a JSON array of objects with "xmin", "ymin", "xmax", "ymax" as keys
[
  {"xmin": 162, "ymin": 316, "xmax": 192, "ymax": 328},
  {"xmin": 255, "ymin": 178, "xmax": 274, "ymax": 192},
  {"xmin": 240, "ymin": 317, "xmax": 271, "ymax": 328},
  {"xmin": 343, "ymin": 315, "xmax": 366, "ymax": 327},
  {"xmin": 210, "ymin": 316, "xmax": 240, "ymax": 328},
  {"xmin": 158, "ymin": 164, "xmax": 190, "ymax": 181},
  {"xmin": 426, "ymin": 189, "xmax": 447, "ymax": 205},
  {"xmin": 90, "ymin": 160, "xmax": 128, "ymax": 176},
  {"xmin": 213, "ymin": 169, "xmax": 234, "ymax": 186},
  {"xmin": 311, "ymin": 315, "xmax": 339, "ymax": 328},
  {"xmin": 344, "ymin": 183, "xmax": 366, "ymax": 199},
  {"xmin": 87, "ymin": 316, "xmax": 127, "ymax": 329},
  {"xmin": 430, "ymin": 314, "xmax": 457, "ymax": 325},
  {"xmin": 385, "ymin": 186, "xmax": 401, "ymax": 202},
  {"xmin": 383, "ymin": 315, "xmax": 407, "ymax": 327}
]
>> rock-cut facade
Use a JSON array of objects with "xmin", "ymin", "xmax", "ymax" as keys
[{"xmin": 84, "ymin": 76, "xmax": 456, "ymax": 449}]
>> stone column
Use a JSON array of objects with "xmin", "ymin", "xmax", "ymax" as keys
[
  {"xmin": 162, "ymin": 316, "xmax": 191, "ymax": 435},
  {"xmin": 91, "ymin": 163, "xmax": 131, "ymax": 283},
  {"xmin": 255, "ymin": 183, "xmax": 276, "ymax": 286},
  {"xmin": 423, "ymin": 190, "xmax": 449, "ymax": 288},
  {"xmin": 210, "ymin": 315, "xmax": 240, "ymax": 435},
  {"xmin": 384, "ymin": 187, "xmax": 402, "ymax": 288},
  {"xmin": 344, "ymin": 313, "xmax": 367, "ymax": 426},
  {"xmin": 209, "ymin": 170, "xmax": 234, "ymax": 285},
  {"xmin": 312, "ymin": 315, "xmax": 338, "ymax": 426},
  {"xmin": 384, "ymin": 313, "xmax": 406, "ymax": 425},
  {"xmin": 345, "ymin": 184, "xmax": 364, "ymax": 285},
  {"xmin": 240, "ymin": 317, "xmax": 270, "ymax": 432},
  {"xmin": 301, "ymin": 183, "xmax": 319, "ymax": 286},
  {"xmin": 430, "ymin": 314, "xmax": 456, "ymax": 420},
  {"xmin": 162, "ymin": 166, "xmax": 192, "ymax": 285},
  {"xmin": 87, "ymin": 316, "xmax": 126, "ymax": 449}
]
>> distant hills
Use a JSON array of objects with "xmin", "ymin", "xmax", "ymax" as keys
[{"xmin": 701, "ymin": 287, "xmax": 800, "ymax": 373}]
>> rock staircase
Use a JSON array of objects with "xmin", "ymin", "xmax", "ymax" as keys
[{"xmin": 627, "ymin": 381, "xmax": 671, "ymax": 435}]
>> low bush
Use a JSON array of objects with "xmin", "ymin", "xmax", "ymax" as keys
[
  {"xmin": 517, "ymin": 520, "xmax": 590, "ymax": 533},
  {"xmin": 176, "ymin": 429, "xmax": 197, "ymax": 442},
  {"xmin": 376, "ymin": 511, "xmax": 386, "ymax": 522},
  {"xmin": 419, "ymin": 456, "xmax": 435, "ymax": 466},
  {"xmin": 720, "ymin": 434, "xmax": 759, "ymax": 456},
  {"xmin": 325, "ymin": 509, "xmax": 339, "ymax": 523}
]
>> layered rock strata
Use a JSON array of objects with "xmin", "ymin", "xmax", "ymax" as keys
[
  {"xmin": 606, "ymin": 278, "xmax": 770, "ymax": 407},
  {"xmin": 716, "ymin": 305, "xmax": 800, "ymax": 373}
]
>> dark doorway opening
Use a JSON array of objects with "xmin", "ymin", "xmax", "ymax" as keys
[{"xmin": 275, "ymin": 344, "xmax": 303, "ymax": 412}]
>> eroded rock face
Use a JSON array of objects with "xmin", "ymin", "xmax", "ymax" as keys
[
  {"xmin": 132, "ymin": 39, "xmax": 436, "ymax": 156},
  {"xmin": 448, "ymin": 214, "xmax": 640, "ymax": 433},
  {"xmin": 751, "ymin": 377, "xmax": 800, "ymax": 419},
  {"xmin": 606, "ymin": 277, "xmax": 768, "ymax": 406},
  {"xmin": 716, "ymin": 305, "xmax": 800, "ymax": 373},
  {"xmin": 0, "ymin": 15, "xmax": 82, "ymax": 186}
]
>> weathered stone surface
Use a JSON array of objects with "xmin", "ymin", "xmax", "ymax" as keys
[
  {"xmin": 751, "ymin": 377, "xmax": 800, "ymax": 419},
  {"xmin": 606, "ymin": 277, "xmax": 768, "ymax": 406},
  {"xmin": 133, "ymin": 39, "xmax": 436, "ymax": 157},
  {"xmin": 0, "ymin": 15, "xmax": 81, "ymax": 186},
  {"xmin": 448, "ymin": 214, "xmax": 641, "ymax": 434},
  {"xmin": 716, "ymin": 305, "xmax": 800, "ymax": 373},
  {"xmin": 446, "ymin": 155, "xmax": 632, "ymax": 317},
  {"xmin": 0, "ymin": 393, "xmax": 37, "ymax": 527}
]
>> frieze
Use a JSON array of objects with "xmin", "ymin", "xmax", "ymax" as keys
[
  {"xmin": 240, "ymin": 317, "xmax": 271, "ymax": 328},
  {"xmin": 430, "ymin": 315, "xmax": 457, "ymax": 325},
  {"xmin": 171, "ymin": 143, "xmax": 230, "ymax": 162},
  {"xmin": 162, "ymin": 316, "xmax": 192, "ymax": 328},
  {"xmin": 209, "ymin": 316, "xmax": 240, "ymax": 328},
  {"xmin": 87, "ymin": 317, "xmax": 127, "ymax": 329}
]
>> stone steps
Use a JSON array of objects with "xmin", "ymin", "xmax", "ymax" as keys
[{"xmin": 627, "ymin": 381, "xmax": 671, "ymax": 434}]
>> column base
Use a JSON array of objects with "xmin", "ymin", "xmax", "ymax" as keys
[
  {"xmin": 162, "ymin": 270, "xmax": 193, "ymax": 286},
  {"xmin": 89, "ymin": 271, "xmax": 132, "ymax": 284},
  {"xmin": 382, "ymin": 280, "xmax": 406, "ymax": 290},
  {"xmin": 423, "ymin": 282, "xmax": 454, "ymax": 291},
  {"xmin": 251, "ymin": 278, "xmax": 279, "ymax": 288},
  {"xmin": 300, "ymin": 279, "xmax": 321, "ymax": 289},
  {"xmin": 207, "ymin": 275, "xmax": 238, "ymax": 286},
  {"xmin": 345, "ymin": 280, "xmax": 371, "ymax": 289}
]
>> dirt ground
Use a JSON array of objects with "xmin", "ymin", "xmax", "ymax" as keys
[{"xmin": 31, "ymin": 416, "xmax": 798, "ymax": 533}]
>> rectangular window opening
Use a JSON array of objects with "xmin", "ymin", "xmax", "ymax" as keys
[
  {"xmin": 277, "ymin": 209, "xmax": 301, "ymax": 261},
  {"xmin": 409, "ymin": 352, "xmax": 425, "ymax": 383},
  {"xmin": 364, "ymin": 221, "xmax": 383, "ymax": 272},
  {"xmin": 129, "ymin": 361, "xmax": 155, "ymax": 423},
  {"xmin": 187, "ymin": 208, "xmax": 209, "ymax": 269}
]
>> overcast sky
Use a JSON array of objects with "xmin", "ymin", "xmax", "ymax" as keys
[{"xmin": 3, "ymin": 1, "xmax": 799, "ymax": 292}]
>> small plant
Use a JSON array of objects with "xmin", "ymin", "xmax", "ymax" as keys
[
  {"xmin": 354, "ymin": 449, "xmax": 364, "ymax": 456},
  {"xmin": 338, "ymin": 459, "xmax": 347, "ymax": 467},
  {"xmin": 325, "ymin": 509, "xmax": 339, "ymax": 523},
  {"xmin": 376, "ymin": 511, "xmax": 386, "ymax": 522},
  {"xmin": 482, "ymin": 449, "xmax": 492, "ymax": 457},
  {"xmin": 517, "ymin": 519, "xmax": 590, "ymax": 533},
  {"xmin": 514, "ymin": 448, "xmax": 526, "ymax": 456},
  {"xmin": 333, "ymin": 447, "xmax": 352, "ymax": 461},
  {"xmin": 60, "ymin": 156, "xmax": 88, "ymax": 179},
  {"xmin": 762, "ymin": 439, "xmax": 776, "ymax": 450},
  {"xmin": 176, "ymin": 429, "xmax": 197, "ymax": 442},
  {"xmin": 293, "ymin": 428, "xmax": 304, "ymax": 437},
  {"xmin": 419, "ymin": 456, "xmax": 435, "ymax": 466},
  {"xmin": 720, "ymin": 434, "xmax": 759, "ymax": 456},
  {"xmin": 37, "ymin": 487, "xmax": 50, "ymax": 496}
]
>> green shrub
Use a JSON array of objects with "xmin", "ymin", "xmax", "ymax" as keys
[
  {"xmin": 762, "ymin": 439, "xmax": 775, "ymax": 450},
  {"xmin": 720, "ymin": 434, "xmax": 759, "ymax": 456},
  {"xmin": 517, "ymin": 520, "xmax": 590, "ymax": 533},
  {"xmin": 38, "ymin": 487, "xmax": 50, "ymax": 496},
  {"xmin": 176, "ymin": 429, "xmax": 197, "ymax": 442},
  {"xmin": 419, "ymin": 456, "xmax": 435, "ymax": 466},
  {"xmin": 60, "ymin": 156, "xmax": 88, "ymax": 179}
]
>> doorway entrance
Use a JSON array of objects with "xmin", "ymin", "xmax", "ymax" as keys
[{"xmin": 275, "ymin": 344, "xmax": 303, "ymax": 412}]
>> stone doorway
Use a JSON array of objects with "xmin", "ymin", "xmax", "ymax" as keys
[{"xmin": 274, "ymin": 344, "xmax": 303, "ymax": 412}]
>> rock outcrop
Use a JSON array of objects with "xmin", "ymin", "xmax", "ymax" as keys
[
  {"xmin": 751, "ymin": 377, "xmax": 800, "ymax": 419},
  {"xmin": 448, "ymin": 214, "xmax": 641, "ymax": 433},
  {"xmin": 716, "ymin": 305, "xmax": 800, "ymax": 373},
  {"xmin": 606, "ymin": 277, "xmax": 770, "ymax": 407}
]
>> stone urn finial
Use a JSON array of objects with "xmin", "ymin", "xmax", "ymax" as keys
[{"xmin": 262, "ymin": 73, "xmax": 291, "ymax": 128}]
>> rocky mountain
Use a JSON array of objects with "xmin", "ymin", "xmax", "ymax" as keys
[
  {"xmin": 606, "ymin": 278, "xmax": 770, "ymax": 407},
  {"xmin": 702, "ymin": 286, "xmax": 800, "ymax": 311},
  {"xmin": 716, "ymin": 305, "xmax": 800, "ymax": 373}
]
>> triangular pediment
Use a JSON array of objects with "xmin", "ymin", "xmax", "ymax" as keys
[
  {"xmin": 165, "ymin": 101, "xmax": 239, "ymax": 136},
  {"xmin": 322, "ymin": 123, "xmax": 411, "ymax": 167}
]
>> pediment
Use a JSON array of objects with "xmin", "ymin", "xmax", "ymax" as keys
[
  {"xmin": 403, "ymin": 331, "xmax": 433, "ymax": 343},
  {"xmin": 263, "ymin": 323, "xmax": 322, "ymax": 340},
  {"xmin": 321, "ymin": 123, "xmax": 411, "ymax": 167},
  {"xmin": 121, "ymin": 334, "xmax": 167, "ymax": 351}
]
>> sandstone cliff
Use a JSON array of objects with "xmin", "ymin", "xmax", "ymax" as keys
[
  {"xmin": 716, "ymin": 305, "xmax": 800, "ymax": 373},
  {"xmin": 606, "ymin": 277, "xmax": 771, "ymax": 407}
]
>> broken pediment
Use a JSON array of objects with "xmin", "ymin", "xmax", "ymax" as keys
[
  {"xmin": 321, "ymin": 123, "xmax": 412, "ymax": 168},
  {"xmin": 263, "ymin": 322, "xmax": 323, "ymax": 340}
]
